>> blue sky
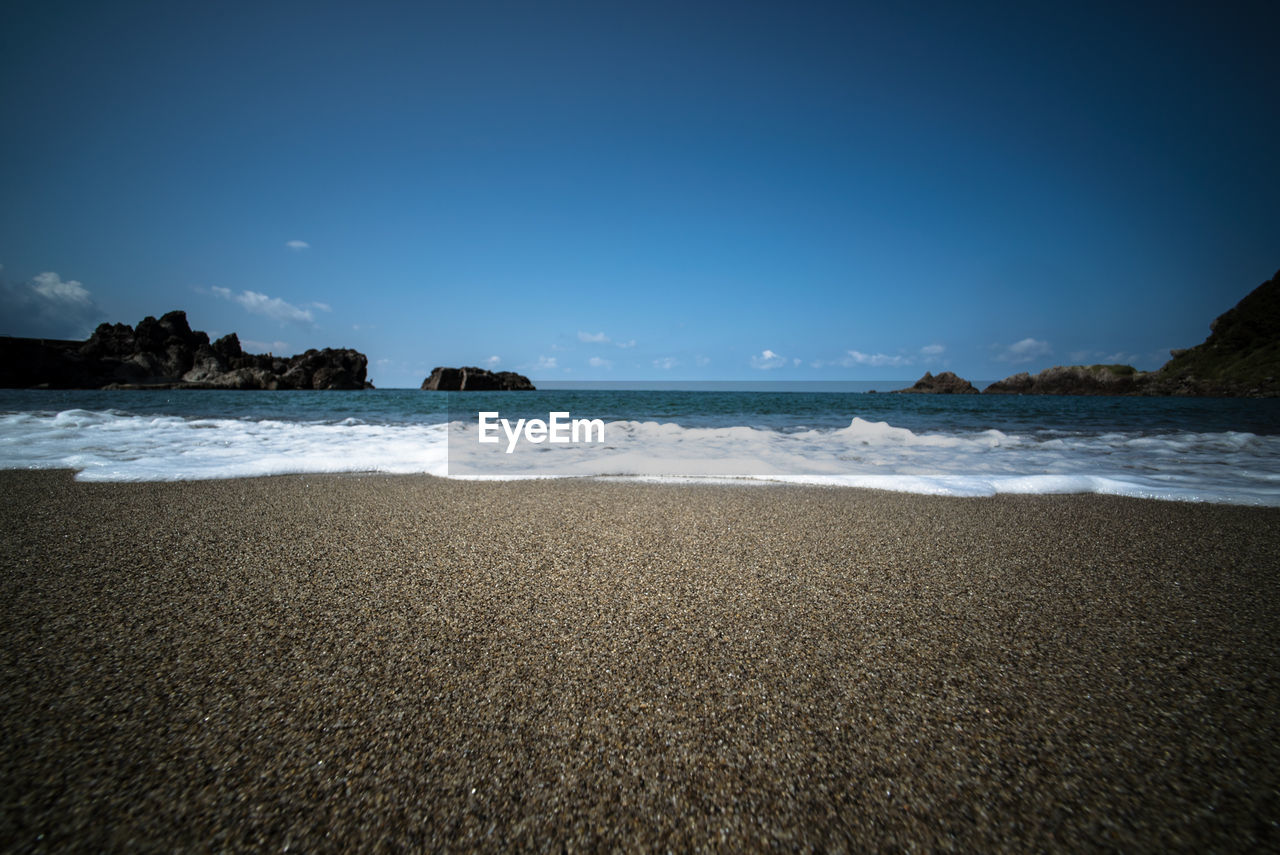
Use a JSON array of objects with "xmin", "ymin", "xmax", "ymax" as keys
[{"xmin": 2, "ymin": 0, "xmax": 1277, "ymax": 387}]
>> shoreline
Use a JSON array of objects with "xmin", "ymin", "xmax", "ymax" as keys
[
  {"xmin": 3, "ymin": 470, "xmax": 1278, "ymax": 849},
  {"xmin": 15, "ymin": 467, "xmax": 1280, "ymax": 508}
]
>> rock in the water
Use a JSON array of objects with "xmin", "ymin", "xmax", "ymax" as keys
[
  {"xmin": 420, "ymin": 366, "xmax": 535, "ymax": 391},
  {"xmin": 983, "ymin": 364, "xmax": 1144, "ymax": 395},
  {"xmin": 893, "ymin": 371, "xmax": 979, "ymax": 394},
  {"xmin": 0, "ymin": 311, "xmax": 370, "ymax": 390}
]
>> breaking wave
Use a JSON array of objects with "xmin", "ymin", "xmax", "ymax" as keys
[{"xmin": 2, "ymin": 411, "xmax": 1277, "ymax": 505}]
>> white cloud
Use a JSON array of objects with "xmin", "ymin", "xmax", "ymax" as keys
[
  {"xmin": 696, "ymin": 355, "xmax": 711, "ymax": 367},
  {"xmin": 616, "ymin": 339, "xmax": 636, "ymax": 349},
  {"xmin": 846, "ymin": 350, "xmax": 909, "ymax": 367},
  {"xmin": 997, "ymin": 337, "xmax": 1052, "ymax": 364},
  {"xmin": 1070, "ymin": 349, "xmax": 1145, "ymax": 366},
  {"xmin": 240, "ymin": 339, "xmax": 291, "ymax": 354},
  {"xmin": 309, "ymin": 302, "xmax": 332, "ymax": 312},
  {"xmin": 213, "ymin": 287, "xmax": 315, "ymax": 325},
  {"xmin": 483, "ymin": 355, "xmax": 501, "ymax": 369},
  {"xmin": 811, "ymin": 343, "xmax": 944, "ymax": 369},
  {"xmin": 0, "ymin": 270, "xmax": 105, "ymax": 338},
  {"xmin": 285, "ymin": 240, "xmax": 310, "ymax": 251},
  {"xmin": 534, "ymin": 356, "xmax": 558, "ymax": 371},
  {"xmin": 32, "ymin": 272, "xmax": 91, "ymax": 305},
  {"xmin": 653, "ymin": 356, "xmax": 679, "ymax": 370},
  {"xmin": 578, "ymin": 331, "xmax": 609, "ymax": 343},
  {"xmin": 750, "ymin": 349, "xmax": 787, "ymax": 370},
  {"xmin": 589, "ymin": 356, "xmax": 613, "ymax": 369}
]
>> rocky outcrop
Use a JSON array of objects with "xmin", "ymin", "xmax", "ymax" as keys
[
  {"xmin": 1142, "ymin": 269, "xmax": 1279, "ymax": 397},
  {"xmin": 984, "ymin": 364, "xmax": 1145, "ymax": 395},
  {"xmin": 893, "ymin": 371, "xmax": 979, "ymax": 394},
  {"xmin": 0, "ymin": 310, "xmax": 370, "ymax": 390},
  {"xmin": 982, "ymin": 270, "xmax": 1279, "ymax": 397},
  {"xmin": 421, "ymin": 366, "xmax": 535, "ymax": 391}
]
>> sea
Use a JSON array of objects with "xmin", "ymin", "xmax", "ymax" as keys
[{"xmin": 1, "ymin": 383, "xmax": 1278, "ymax": 505}]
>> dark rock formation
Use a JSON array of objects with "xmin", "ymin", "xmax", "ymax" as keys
[
  {"xmin": 421, "ymin": 366, "xmax": 535, "ymax": 391},
  {"xmin": 982, "ymin": 270, "xmax": 1279, "ymax": 397},
  {"xmin": 983, "ymin": 364, "xmax": 1145, "ymax": 395},
  {"xmin": 1143, "ymin": 269, "xmax": 1280, "ymax": 397},
  {"xmin": 893, "ymin": 371, "xmax": 979, "ymax": 394},
  {"xmin": 0, "ymin": 311, "xmax": 369, "ymax": 390},
  {"xmin": 0, "ymin": 337, "xmax": 87, "ymax": 389}
]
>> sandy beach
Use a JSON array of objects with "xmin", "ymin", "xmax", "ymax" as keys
[{"xmin": 2, "ymin": 470, "xmax": 1278, "ymax": 851}]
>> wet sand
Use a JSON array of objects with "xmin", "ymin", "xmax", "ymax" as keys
[{"xmin": 2, "ymin": 470, "xmax": 1278, "ymax": 851}]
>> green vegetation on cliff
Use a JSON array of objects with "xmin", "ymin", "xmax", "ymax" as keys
[
  {"xmin": 1146, "ymin": 270, "xmax": 1280, "ymax": 396},
  {"xmin": 981, "ymin": 269, "xmax": 1279, "ymax": 397}
]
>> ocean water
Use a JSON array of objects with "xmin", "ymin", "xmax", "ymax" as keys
[{"xmin": 1, "ymin": 385, "xmax": 1278, "ymax": 505}]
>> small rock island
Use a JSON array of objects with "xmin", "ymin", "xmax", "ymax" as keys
[
  {"xmin": 892, "ymin": 371, "xmax": 979, "ymax": 394},
  {"xmin": 421, "ymin": 366, "xmax": 535, "ymax": 391}
]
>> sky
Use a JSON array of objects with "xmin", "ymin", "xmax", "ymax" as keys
[{"xmin": 1, "ymin": 0, "xmax": 1277, "ymax": 387}]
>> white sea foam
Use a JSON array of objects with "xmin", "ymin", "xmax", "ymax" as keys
[
  {"xmin": 0, "ymin": 410, "xmax": 449, "ymax": 481},
  {"xmin": 1, "ymin": 410, "xmax": 1277, "ymax": 504}
]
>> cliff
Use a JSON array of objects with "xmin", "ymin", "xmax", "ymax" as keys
[
  {"xmin": 1142, "ymin": 269, "xmax": 1280, "ymax": 397},
  {"xmin": 983, "ymin": 270, "xmax": 1279, "ymax": 397},
  {"xmin": 0, "ymin": 310, "xmax": 370, "ymax": 390}
]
